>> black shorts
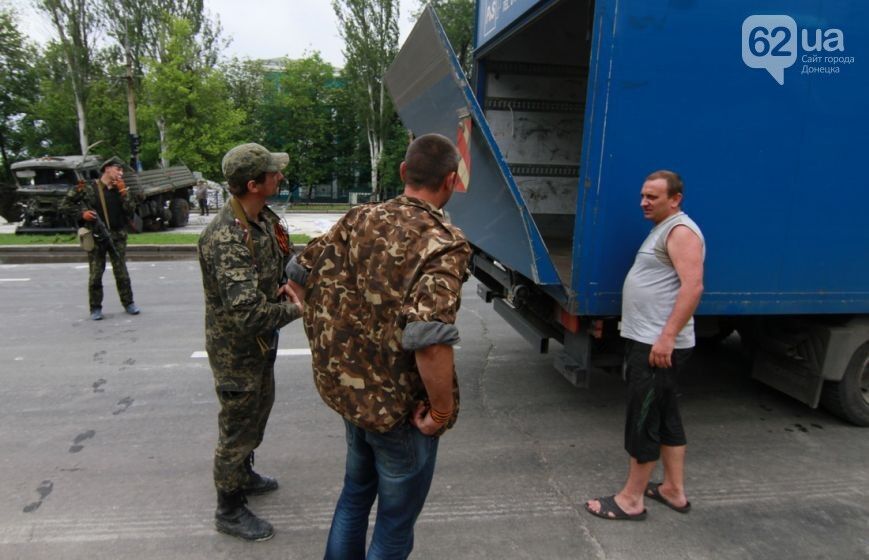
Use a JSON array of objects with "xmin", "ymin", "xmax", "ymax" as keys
[{"xmin": 623, "ymin": 340, "xmax": 693, "ymax": 463}]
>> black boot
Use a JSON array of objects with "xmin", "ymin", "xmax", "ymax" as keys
[
  {"xmin": 242, "ymin": 451, "xmax": 279, "ymax": 495},
  {"xmin": 215, "ymin": 489, "xmax": 274, "ymax": 541}
]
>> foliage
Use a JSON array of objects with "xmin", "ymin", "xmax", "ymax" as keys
[
  {"xmin": 0, "ymin": 7, "xmax": 40, "ymax": 182},
  {"xmin": 221, "ymin": 57, "xmax": 267, "ymax": 141},
  {"xmin": 415, "ymin": 0, "xmax": 474, "ymax": 76},
  {"xmin": 35, "ymin": 0, "xmax": 101, "ymax": 154},
  {"xmin": 18, "ymin": 43, "xmax": 82, "ymax": 157},
  {"xmin": 139, "ymin": 17, "xmax": 244, "ymax": 179},
  {"xmin": 259, "ymin": 54, "xmax": 337, "ymax": 193},
  {"xmin": 333, "ymin": 0, "xmax": 399, "ymax": 199},
  {"xmin": 331, "ymin": 67, "xmax": 370, "ymax": 192}
]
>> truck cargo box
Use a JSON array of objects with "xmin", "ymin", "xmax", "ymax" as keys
[{"xmin": 387, "ymin": 1, "xmax": 868, "ymax": 317}]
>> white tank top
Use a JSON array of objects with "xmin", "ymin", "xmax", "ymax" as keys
[{"xmin": 620, "ymin": 212, "xmax": 705, "ymax": 349}]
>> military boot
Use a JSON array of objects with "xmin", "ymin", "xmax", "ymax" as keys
[
  {"xmin": 242, "ymin": 451, "xmax": 279, "ymax": 495},
  {"xmin": 215, "ymin": 489, "xmax": 274, "ymax": 541}
]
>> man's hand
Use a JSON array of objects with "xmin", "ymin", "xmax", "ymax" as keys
[
  {"xmin": 277, "ymin": 283, "xmax": 304, "ymax": 313},
  {"xmin": 649, "ymin": 335, "xmax": 675, "ymax": 368},
  {"xmin": 82, "ymin": 210, "xmax": 97, "ymax": 222},
  {"xmin": 116, "ymin": 179, "xmax": 127, "ymax": 196},
  {"xmin": 286, "ymin": 279, "xmax": 306, "ymax": 302},
  {"xmin": 409, "ymin": 401, "xmax": 447, "ymax": 436}
]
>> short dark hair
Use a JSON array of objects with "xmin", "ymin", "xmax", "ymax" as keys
[
  {"xmin": 227, "ymin": 171, "xmax": 267, "ymax": 196},
  {"xmin": 403, "ymin": 133, "xmax": 460, "ymax": 191},
  {"xmin": 646, "ymin": 169, "xmax": 684, "ymax": 198}
]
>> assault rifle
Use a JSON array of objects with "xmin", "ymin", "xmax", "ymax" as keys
[{"xmin": 92, "ymin": 214, "xmax": 121, "ymax": 260}]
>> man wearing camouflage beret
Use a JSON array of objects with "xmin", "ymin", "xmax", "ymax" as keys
[
  {"xmin": 286, "ymin": 133, "xmax": 471, "ymax": 559},
  {"xmin": 60, "ymin": 156, "xmax": 140, "ymax": 320},
  {"xmin": 198, "ymin": 142, "xmax": 303, "ymax": 541}
]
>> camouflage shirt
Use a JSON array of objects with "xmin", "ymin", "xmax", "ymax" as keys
[
  {"xmin": 60, "ymin": 179, "xmax": 137, "ymax": 229},
  {"xmin": 296, "ymin": 195, "xmax": 471, "ymax": 433},
  {"xmin": 198, "ymin": 202, "xmax": 300, "ymax": 391}
]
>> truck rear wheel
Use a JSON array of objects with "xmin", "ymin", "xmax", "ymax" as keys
[
  {"xmin": 169, "ymin": 198, "xmax": 190, "ymax": 227},
  {"xmin": 820, "ymin": 343, "xmax": 869, "ymax": 427}
]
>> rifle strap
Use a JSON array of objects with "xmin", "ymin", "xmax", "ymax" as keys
[
  {"xmin": 96, "ymin": 181, "xmax": 111, "ymax": 230},
  {"xmin": 229, "ymin": 196, "xmax": 255, "ymax": 262}
]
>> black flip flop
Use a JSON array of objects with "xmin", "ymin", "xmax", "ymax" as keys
[
  {"xmin": 645, "ymin": 482, "xmax": 691, "ymax": 513},
  {"xmin": 585, "ymin": 495, "xmax": 647, "ymax": 521}
]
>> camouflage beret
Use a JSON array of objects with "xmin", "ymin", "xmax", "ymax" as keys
[
  {"xmin": 222, "ymin": 143, "xmax": 289, "ymax": 185},
  {"xmin": 99, "ymin": 156, "xmax": 125, "ymax": 172}
]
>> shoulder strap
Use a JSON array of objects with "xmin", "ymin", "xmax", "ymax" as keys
[
  {"xmin": 229, "ymin": 196, "xmax": 255, "ymax": 260},
  {"xmin": 96, "ymin": 181, "xmax": 111, "ymax": 230}
]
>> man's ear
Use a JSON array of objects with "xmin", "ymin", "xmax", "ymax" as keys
[
  {"xmin": 245, "ymin": 179, "xmax": 258, "ymax": 194},
  {"xmin": 443, "ymin": 171, "xmax": 458, "ymax": 193},
  {"xmin": 399, "ymin": 161, "xmax": 408, "ymax": 184}
]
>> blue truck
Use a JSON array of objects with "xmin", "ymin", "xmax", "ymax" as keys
[{"xmin": 385, "ymin": 1, "xmax": 869, "ymax": 425}]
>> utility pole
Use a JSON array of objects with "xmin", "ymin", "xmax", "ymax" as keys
[{"xmin": 124, "ymin": 35, "xmax": 141, "ymax": 171}]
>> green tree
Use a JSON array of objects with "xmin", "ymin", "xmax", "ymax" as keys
[
  {"xmin": 333, "ymin": 0, "xmax": 399, "ymax": 200},
  {"xmin": 415, "ymin": 0, "xmax": 474, "ymax": 75},
  {"xmin": 99, "ymin": 0, "xmax": 226, "ymax": 167},
  {"xmin": 330, "ymin": 68, "xmax": 369, "ymax": 194},
  {"xmin": 139, "ymin": 16, "xmax": 243, "ymax": 178},
  {"xmin": 18, "ymin": 42, "xmax": 81, "ymax": 157},
  {"xmin": 36, "ymin": 0, "xmax": 100, "ymax": 155},
  {"xmin": 222, "ymin": 57, "xmax": 267, "ymax": 141},
  {"xmin": 0, "ymin": 8, "xmax": 39, "ymax": 182},
  {"xmin": 270, "ymin": 55, "xmax": 337, "ymax": 196}
]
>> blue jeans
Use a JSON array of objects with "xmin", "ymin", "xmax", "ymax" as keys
[{"xmin": 324, "ymin": 419, "xmax": 439, "ymax": 560}]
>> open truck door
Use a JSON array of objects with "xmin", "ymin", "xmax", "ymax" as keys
[{"xmin": 385, "ymin": 6, "xmax": 565, "ymax": 294}]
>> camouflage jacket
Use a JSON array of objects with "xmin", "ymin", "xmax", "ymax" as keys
[
  {"xmin": 198, "ymin": 201, "xmax": 300, "ymax": 391},
  {"xmin": 296, "ymin": 195, "xmax": 471, "ymax": 433},
  {"xmin": 60, "ymin": 179, "xmax": 137, "ymax": 230}
]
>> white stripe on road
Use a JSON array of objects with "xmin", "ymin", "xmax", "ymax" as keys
[
  {"xmin": 191, "ymin": 348, "xmax": 311, "ymax": 359},
  {"xmin": 0, "ymin": 278, "xmax": 30, "ymax": 282}
]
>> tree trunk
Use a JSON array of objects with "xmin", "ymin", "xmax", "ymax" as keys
[
  {"xmin": 156, "ymin": 116, "xmax": 169, "ymax": 168},
  {"xmin": 0, "ymin": 129, "xmax": 10, "ymax": 181},
  {"xmin": 125, "ymin": 41, "xmax": 140, "ymax": 170},
  {"xmin": 75, "ymin": 96, "xmax": 89, "ymax": 155}
]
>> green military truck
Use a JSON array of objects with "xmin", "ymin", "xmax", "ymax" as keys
[{"xmin": 9, "ymin": 155, "xmax": 197, "ymax": 233}]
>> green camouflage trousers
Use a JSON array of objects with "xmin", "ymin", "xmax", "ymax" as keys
[
  {"xmin": 88, "ymin": 230, "xmax": 134, "ymax": 310},
  {"xmin": 213, "ymin": 361, "xmax": 275, "ymax": 492}
]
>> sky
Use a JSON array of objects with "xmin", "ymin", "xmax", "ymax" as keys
[{"xmin": 4, "ymin": 0, "xmax": 421, "ymax": 67}]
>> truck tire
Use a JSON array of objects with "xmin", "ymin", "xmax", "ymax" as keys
[
  {"xmin": 169, "ymin": 198, "xmax": 190, "ymax": 227},
  {"xmin": 820, "ymin": 343, "xmax": 869, "ymax": 427}
]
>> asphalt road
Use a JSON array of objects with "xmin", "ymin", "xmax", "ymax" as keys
[{"xmin": 0, "ymin": 261, "xmax": 867, "ymax": 559}]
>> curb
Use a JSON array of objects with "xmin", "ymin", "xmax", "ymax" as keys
[{"xmin": 0, "ymin": 244, "xmax": 197, "ymax": 264}]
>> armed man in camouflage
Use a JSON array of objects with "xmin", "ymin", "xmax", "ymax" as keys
[
  {"xmin": 198, "ymin": 143, "xmax": 302, "ymax": 541},
  {"xmin": 286, "ymin": 133, "xmax": 471, "ymax": 559},
  {"xmin": 60, "ymin": 157, "xmax": 140, "ymax": 320}
]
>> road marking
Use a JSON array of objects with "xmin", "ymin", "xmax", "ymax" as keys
[
  {"xmin": 0, "ymin": 278, "xmax": 30, "ymax": 282},
  {"xmin": 191, "ymin": 348, "xmax": 312, "ymax": 359}
]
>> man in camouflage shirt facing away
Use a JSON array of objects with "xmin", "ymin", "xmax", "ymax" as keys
[
  {"xmin": 60, "ymin": 157, "xmax": 140, "ymax": 320},
  {"xmin": 286, "ymin": 133, "xmax": 471, "ymax": 559},
  {"xmin": 198, "ymin": 143, "xmax": 302, "ymax": 541}
]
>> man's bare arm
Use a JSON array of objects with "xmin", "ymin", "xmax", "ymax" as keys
[
  {"xmin": 410, "ymin": 343, "xmax": 455, "ymax": 436},
  {"xmin": 650, "ymin": 225, "xmax": 704, "ymax": 368}
]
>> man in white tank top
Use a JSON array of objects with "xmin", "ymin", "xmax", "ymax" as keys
[{"xmin": 586, "ymin": 170, "xmax": 705, "ymax": 520}]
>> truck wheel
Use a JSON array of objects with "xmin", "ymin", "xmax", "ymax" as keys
[
  {"xmin": 169, "ymin": 198, "xmax": 190, "ymax": 227},
  {"xmin": 820, "ymin": 343, "xmax": 869, "ymax": 427}
]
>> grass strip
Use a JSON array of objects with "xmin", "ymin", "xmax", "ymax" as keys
[{"xmin": 0, "ymin": 232, "xmax": 311, "ymax": 245}]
